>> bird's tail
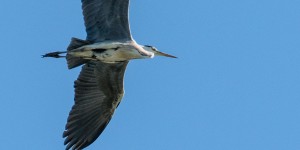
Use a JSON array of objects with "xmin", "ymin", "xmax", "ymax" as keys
[{"xmin": 66, "ymin": 37, "xmax": 91, "ymax": 69}]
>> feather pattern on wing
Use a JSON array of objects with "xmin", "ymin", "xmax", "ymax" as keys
[
  {"xmin": 82, "ymin": 0, "xmax": 132, "ymax": 42},
  {"xmin": 63, "ymin": 61, "xmax": 129, "ymax": 150}
]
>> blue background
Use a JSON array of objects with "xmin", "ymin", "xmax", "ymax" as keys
[{"xmin": 1, "ymin": 0, "xmax": 300, "ymax": 149}]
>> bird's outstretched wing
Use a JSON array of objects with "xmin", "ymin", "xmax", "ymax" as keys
[
  {"xmin": 63, "ymin": 61, "xmax": 129, "ymax": 150},
  {"xmin": 82, "ymin": 0, "xmax": 132, "ymax": 42}
]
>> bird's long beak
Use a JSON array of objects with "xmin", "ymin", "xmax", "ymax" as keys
[{"xmin": 155, "ymin": 51, "xmax": 177, "ymax": 58}]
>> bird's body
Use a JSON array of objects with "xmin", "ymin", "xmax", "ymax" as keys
[
  {"xmin": 67, "ymin": 40, "xmax": 154, "ymax": 63},
  {"xmin": 43, "ymin": 0, "xmax": 176, "ymax": 149}
]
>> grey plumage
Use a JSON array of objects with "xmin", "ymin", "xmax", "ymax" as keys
[
  {"xmin": 62, "ymin": 0, "xmax": 133, "ymax": 149},
  {"xmin": 63, "ymin": 61, "xmax": 128, "ymax": 149},
  {"xmin": 66, "ymin": 38, "xmax": 91, "ymax": 69},
  {"xmin": 82, "ymin": 0, "xmax": 132, "ymax": 42},
  {"xmin": 43, "ymin": 0, "xmax": 176, "ymax": 149}
]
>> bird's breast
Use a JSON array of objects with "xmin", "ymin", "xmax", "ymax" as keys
[{"xmin": 92, "ymin": 48, "xmax": 147, "ymax": 63}]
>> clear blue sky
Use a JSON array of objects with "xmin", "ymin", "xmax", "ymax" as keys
[{"xmin": 1, "ymin": 0, "xmax": 300, "ymax": 149}]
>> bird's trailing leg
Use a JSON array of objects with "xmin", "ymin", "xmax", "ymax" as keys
[{"xmin": 42, "ymin": 51, "xmax": 67, "ymax": 58}]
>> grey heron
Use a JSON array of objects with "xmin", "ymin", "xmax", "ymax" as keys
[{"xmin": 43, "ymin": 0, "xmax": 176, "ymax": 149}]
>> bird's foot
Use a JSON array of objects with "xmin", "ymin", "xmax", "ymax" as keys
[{"xmin": 42, "ymin": 51, "xmax": 67, "ymax": 58}]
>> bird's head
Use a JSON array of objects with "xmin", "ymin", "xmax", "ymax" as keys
[{"xmin": 143, "ymin": 45, "xmax": 177, "ymax": 58}]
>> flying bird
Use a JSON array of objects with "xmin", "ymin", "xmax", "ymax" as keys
[{"xmin": 43, "ymin": 0, "xmax": 176, "ymax": 149}]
